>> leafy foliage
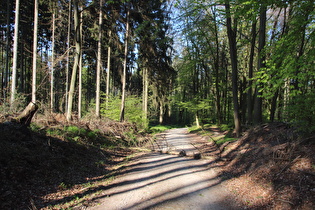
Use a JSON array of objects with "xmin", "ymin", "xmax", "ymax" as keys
[{"xmin": 100, "ymin": 94, "xmax": 144, "ymax": 126}]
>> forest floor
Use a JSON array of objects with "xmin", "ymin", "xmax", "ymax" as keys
[
  {"xmin": 192, "ymin": 123, "xmax": 315, "ymax": 209},
  {"xmin": 0, "ymin": 112, "xmax": 314, "ymax": 209}
]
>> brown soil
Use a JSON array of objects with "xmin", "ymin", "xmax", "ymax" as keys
[{"xmin": 191, "ymin": 123, "xmax": 315, "ymax": 209}]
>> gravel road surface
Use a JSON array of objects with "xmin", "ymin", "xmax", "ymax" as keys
[{"xmin": 88, "ymin": 128, "xmax": 239, "ymax": 210}]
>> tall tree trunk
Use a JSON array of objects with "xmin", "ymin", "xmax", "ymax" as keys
[
  {"xmin": 95, "ymin": 0, "xmax": 103, "ymax": 118},
  {"xmin": 50, "ymin": 12, "xmax": 55, "ymax": 113},
  {"xmin": 65, "ymin": 0, "xmax": 72, "ymax": 113},
  {"xmin": 106, "ymin": 30, "xmax": 111, "ymax": 109},
  {"xmin": 142, "ymin": 67, "xmax": 148, "ymax": 125},
  {"xmin": 253, "ymin": 4, "xmax": 267, "ymax": 124},
  {"xmin": 225, "ymin": 1, "xmax": 241, "ymax": 137},
  {"xmin": 247, "ymin": 20, "xmax": 257, "ymax": 124},
  {"xmin": 31, "ymin": 0, "xmax": 39, "ymax": 103},
  {"xmin": 159, "ymin": 102, "xmax": 164, "ymax": 124},
  {"xmin": 213, "ymin": 6, "xmax": 222, "ymax": 125},
  {"xmin": 66, "ymin": 0, "xmax": 81, "ymax": 121},
  {"xmin": 4, "ymin": 0, "xmax": 11, "ymax": 100},
  {"xmin": 78, "ymin": 7, "xmax": 83, "ymax": 119},
  {"xmin": 120, "ymin": 7, "xmax": 130, "ymax": 122},
  {"xmin": 10, "ymin": 0, "xmax": 20, "ymax": 105}
]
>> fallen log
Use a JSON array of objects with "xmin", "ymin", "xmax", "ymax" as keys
[{"xmin": 14, "ymin": 102, "xmax": 39, "ymax": 126}]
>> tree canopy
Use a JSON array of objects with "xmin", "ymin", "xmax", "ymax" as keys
[{"xmin": 1, "ymin": 0, "xmax": 315, "ymax": 132}]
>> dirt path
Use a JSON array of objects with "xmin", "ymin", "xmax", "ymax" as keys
[{"xmin": 87, "ymin": 128, "xmax": 239, "ymax": 210}]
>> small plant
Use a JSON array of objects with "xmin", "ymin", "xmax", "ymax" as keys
[
  {"xmin": 187, "ymin": 125, "xmax": 202, "ymax": 133},
  {"xmin": 219, "ymin": 124, "xmax": 231, "ymax": 132},
  {"xmin": 215, "ymin": 136, "xmax": 237, "ymax": 145},
  {"xmin": 149, "ymin": 125, "xmax": 172, "ymax": 133},
  {"xmin": 58, "ymin": 182, "xmax": 71, "ymax": 190}
]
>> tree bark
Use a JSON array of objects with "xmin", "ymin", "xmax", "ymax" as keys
[
  {"xmin": 78, "ymin": 7, "xmax": 83, "ymax": 119},
  {"xmin": 50, "ymin": 12, "xmax": 55, "ymax": 113},
  {"xmin": 225, "ymin": 1, "xmax": 241, "ymax": 137},
  {"xmin": 120, "ymin": 7, "xmax": 130, "ymax": 122},
  {"xmin": 95, "ymin": 0, "xmax": 103, "ymax": 118},
  {"xmin": 31, "ymin": 0, "xmax": 39, "ymax": 103},
  {"xmin": 10, "ymin": 0, "xmax": 20, "ymax": 105},
  {"xmin": 66, "ymin": 0, "xmax": 81, "ymax": 121},
  {"xmin": 253, "ymin": 4, "xmax": 266, "ymax": 124},
  {"xmin": 14, "ymin": 102, "xmax": 39, "ymax": 126},
  {"xmin": 142, "ymin": 67, "xmax": 149, "ymax": 125},
  {"xmin": 106, "ymin": 30, "xmax": 112, "ymax": 109},
  {"xmin": 247, "ymin": 20, "xmax": 256, "ymax": 124},
  {"xmin": 65, "ymin": 0, "xmax": 72, "ymax": 113},
  {"xmin": 4, "ymin": 0, "xmax": 11, "ymax": 100}
]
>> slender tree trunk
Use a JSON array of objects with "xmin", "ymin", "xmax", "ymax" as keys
[
  {"xmin": 253, "ymin": 5, "xmax": 267, "ymax": 124},
  {"xmin": 66, "ymin": 0, "xmax": 81, "ymax": 121},
  {"xmin": 95, "ymin": 0, "xmax": 103, "ymax": 118},
  {"xmin": 120, "ymin": 8, "xmax": 130, "ymax": 122},
  {"xmin": 4, "ymin": 0, "xmax": 11, "ymax": 100},
  {"xmin": 65, "ymin": 0, "xmax": 72, "ymax": 113},
  {"xmin": 31, "ymin": 0, "xmax": 39, "ymax": 103},
  {"xmin": 225, "ymin": 1, "xmax": 241, "ymax": 137},
  {"xmin": 159, "ymin": 102, "xmax": 164, "ymax": 124},
  {"xmin": 78, "ymin": 7, "xmax": 83, "ymax": 119},
  {"xmin": 50, "ymin": 12, "xmax": 55, "ymax": 113},
  {"xmin": 213, "ymin": 7, "xmax": 221, "ymax": 125},
  {"xmin": 270, "ymin": 89, "xmax": 279, "ymax": 122},
  {"xmin": 10, "ymin": 0, "xmax": 20, "ymax": 105},
  {"xmin": 106, "ymin": 30, "xmax": 111, "ymax": 109},
  {"xmin": 142, "ymin": 67, "xmax": 148, "ymax": 124},
  {"xmin": 247, "ymin": 20, "xmax": 256, "ymax": 124}
]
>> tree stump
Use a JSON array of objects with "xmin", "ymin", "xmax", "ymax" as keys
[{"xmin": 14, "ymin": 102, "xmax": 39, "ymax": 126}]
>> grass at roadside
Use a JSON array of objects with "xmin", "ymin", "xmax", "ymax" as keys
[{"xmin": 188, "ymin": 124, "xmax": 237, "ymax": 146}]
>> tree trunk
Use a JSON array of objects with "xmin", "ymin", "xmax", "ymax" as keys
[
  {"xmin": 159, "ymin": 102, "xmax": 164, "ymax": 124},
  {"xmin": 120, "ymin": 7, "xmax": 130, "ymax": 122},
  {"xmin": 10, "ymin": 0, "xmax": 20, "ymax": 105},
  {"xmin": 66, "ymin": 0, "xmax": 81, "ymax": 121},
  {"xmin": 78, "ymin": 7, "xmax": 83, "ymax": 119},
  {"xmin": 253, "ymin": 4, "xmax": 266, "ymax": 124},
  {"xmin": 225, "ymin": 1, "xmax": 241, "ymax": 137},
  {"xmin": 95, "ymin": 0, "xmax": 103, "ymax": 118},
  {"xmin": 142, "ymin": 67, "xmax": 149, "ymax": 125},
  {"xmin": 4, "ymin": 0, "xmax": 11, "ymax": 100},
  {"xmin": 50, "ymin": 12, "xmax": 55, "ymax": 113},
  {"xmin": 106, "ymin": 31, "xmax": 112, "ymax": 109},
  {"xmin": 247, "ymin": 20, "xmax": 256, "ymax": 124},
  {"xmin": 31, "ymin": 0, "xmax": 39, "ymax": 103},
  {"xmin": 213, "ymin": 7, "xmax": 222, "ymax": 125},
  {"xmin": 65, "ymin": 0, "xmax": 72, "ymax": 113}
]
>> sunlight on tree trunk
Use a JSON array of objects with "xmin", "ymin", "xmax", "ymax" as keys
[
  {"xmin": 96, "ymin": 0, "xmax": 103, "ymax": 118},
  {"xmin": 10, "ymin": 0, "xmax": 20, "ymax": 106},
  {"xmin": 106, "ymin": 31, "xmax": 111, "ymax": 110},
  {"xmin": 50, "ymin": 12, "xmax": 55, "ymax": 113},
  {"xmin": 65, "ymin": 0, "xmax": 72, "ymax": 114},
  {"xmin": 78, "ymin": 7, "xmax": 83, "ymax": 119},
  {"xmin": 142, "ymin": 67, "xmax": 148, "ymax": 125},
  {"xmin": 120, "ymin": 7, "xmax": 130, "ymax": 122},
  {"xmin": 66, "ymin": 0, "xmax": 80, "ymax": 121},
  {"xmin": 31, "ymin": 0, "xmax": 38, "ymax": 103}
]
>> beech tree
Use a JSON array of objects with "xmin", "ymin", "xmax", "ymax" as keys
[{"xmin": 66, "ymin": 0, "xmax": 81, "ymax": 121}]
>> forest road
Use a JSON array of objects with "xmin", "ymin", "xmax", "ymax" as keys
[{"xmin": 87, "ymin": 128, "xmax": 239, "ymax": 210}]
